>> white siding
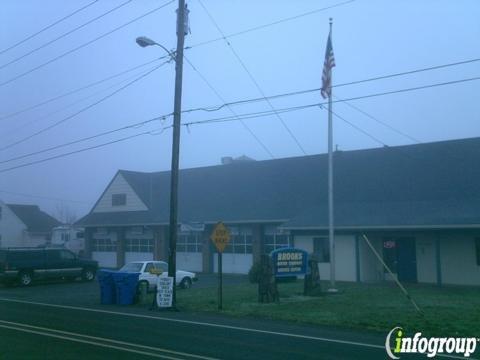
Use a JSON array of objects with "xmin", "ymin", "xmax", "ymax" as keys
[
  {"xmin": 93, "ymin": 173, "xmax": 148, "ymax": 213},
  {"xmin": 213, "ymin": 254, "xmax": 253, "ymax": 274},
  {"xmin": 177, "ymin": 252, "xmax": 203, "ymax": 272},
  {"xmin": 358, "ymin": 236, "xmax": 384, "ymax": 282},
  {"xmin": 440, "ymin": 235, "xmax": 480, "ymax": 286},
  {"xmin": 416, "ymin": 235, "xmax": 437, "ymax": 284},
  {"xmin": 294, "ymin": 234, "xmax": 357, "ymax": 282},
  {"xmin": 0, "ymin": 200, "xmax": 28, "ymax": 247}
]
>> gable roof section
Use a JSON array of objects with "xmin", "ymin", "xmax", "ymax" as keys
[
  {"xmin": 77, "ymin": 137, "xmax": 480, "ymax": 229},
  {"xmin": 7, "ymin": 204, "xmax": 61, "ymax": 233}
]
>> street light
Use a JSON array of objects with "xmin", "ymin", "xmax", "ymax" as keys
[
  {"xmin": 135, "ymin": 36, "xmax": 175, "ymax": 62},
  {"xmin": 135, "ymin": 2, "xmax": 186, "ymax": 311}
]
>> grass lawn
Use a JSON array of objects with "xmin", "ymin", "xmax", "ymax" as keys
[{"xmin": 167, "ymin": 280, "xmax": 480, "ymax": 336}]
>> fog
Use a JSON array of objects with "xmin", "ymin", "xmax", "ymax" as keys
[{"xmin": 0, "ymin": 0, "xmax": 478, "ymax": 220}]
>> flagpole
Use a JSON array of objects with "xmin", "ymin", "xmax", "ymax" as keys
[{"xmin": 327, "ymin": 17, "xmax": 337, "ymax": 293}]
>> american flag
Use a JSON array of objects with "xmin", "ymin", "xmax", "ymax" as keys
[{"xmin": 321, "ymin": 31, "xmax": 335, "ymax": 99}]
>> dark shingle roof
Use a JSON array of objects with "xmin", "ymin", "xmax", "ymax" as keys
[
  {"xmin": 8, "ymin": 204, "xmax": 61, "ymax": 233},
  {"xmin": 77, "ymin": 137, "xmax": 480, "ymax": 229}
]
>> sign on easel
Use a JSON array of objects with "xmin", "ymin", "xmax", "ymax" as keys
[{"xmin": 156, "ymin": 276, "xmax": 174, "ymax": 308}]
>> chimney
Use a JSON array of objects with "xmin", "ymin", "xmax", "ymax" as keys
[{"xmin": 221, "ymin": 156, "xmax": 233, "ymax": 165}]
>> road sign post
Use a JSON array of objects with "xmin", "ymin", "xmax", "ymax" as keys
[{"xmin": 210, "ymin": 222, "xmax": 230, "ymax": 310}]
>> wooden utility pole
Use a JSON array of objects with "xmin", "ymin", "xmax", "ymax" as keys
[{"xmin": 168, "ymin": 0, "xmax": 187, "ymax": 309}]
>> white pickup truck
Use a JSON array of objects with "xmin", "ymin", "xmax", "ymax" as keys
[{"xmin": 119, "ymin": 261, "xmax": 197, "ymax": 290}]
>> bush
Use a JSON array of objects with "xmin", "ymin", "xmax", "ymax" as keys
[{"xmin": 248, "ymin": 261, "xmax": 262, "ymax": 283}]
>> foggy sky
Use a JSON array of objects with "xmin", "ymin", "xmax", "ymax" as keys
[{"xmin": 0, "ymin": 0, "xmax": 479, "ymax": 220}]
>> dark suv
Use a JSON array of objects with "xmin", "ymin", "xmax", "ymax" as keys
[{"xmin": 0, "ymin": 248, "xmax": 98, "ymax": 286}]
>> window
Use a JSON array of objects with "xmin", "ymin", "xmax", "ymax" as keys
[
  {"xmin": 223, "ymin": 226, "xmax": 252, "ymax": 254},
  {"xmin": 313, "ymin": 237, "xmax": 330, "ymax": 263},
  {"xmin": 61, "ymin": 232, "xmax": 70, "ymax": 242},
  {"xmin": 111, "ymin": 193, "xmax": 126, "ymax": 206},
  {"xmin": 177, "ymin": 231, "xmax": 203, "ymax": 253},
  {"xmin": 144, "ymin": 262, "xmax": 155, "ymax": 273},
  {"xmin": 92, "ymin": 238, "xmax": 116, "ymax": 252},
  {"xmin": 476, "ymin": 238, "xmax": 480, "ymax": 266},
  {"xmin": 76, "ymin": 232, "xmax": 84, "ymax": 239},
  {"xmin": 125, "ymin": 238, "xmax": 153, "ymax": 253},
  {"xmin": 264, "ymin": 226, "xmax": 291, "ymax": 254}
]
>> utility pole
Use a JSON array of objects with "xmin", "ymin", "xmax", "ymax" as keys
[{"xmin": 168, "ymin": 0, "xmax": 187, "ymax": 309}]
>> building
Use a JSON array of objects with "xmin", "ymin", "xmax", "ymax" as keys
[
  {"xmin": 51, "ymin": 225, "xmax": 85, "ymax": 255},
  {"xmin": 77, "ymin": 137, "xmax": 480, "ymax": 286},
  {"xmin": 0, "ymin": 201, "xmax": 62, "ymax": 248}
]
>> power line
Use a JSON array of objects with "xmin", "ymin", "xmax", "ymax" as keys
[
  {"xmin": 0, "ymin": 0, "xmax": 133, "ymax": 71},
  {"xmin": 197, "ymin": 0, "xmax": 307, "ymax": 155},
  {"xmin": 0, "ymin": 129, "xmax": 167, "ymax": 174},
  {"xmin": 184, "ymin": 74, "xmax": 480, "ymax": 114},
  {"xmin": 0, "ymin": 61, "xmax": 170, "ymax": 152},
  {"xmin": 0, "ymin": 103, "xmax": 318, "ymax": 171},
  {"xmin": 0, "ymin": 114, "xmax": 170, "ymax": 165},
  {"xmin": 2, "ymin": 64, "xmax": 165, "ymax": 140},
  {"xmin": 0, "ymin": 189, "xmax": 89, "ymax": 204},
  {"xmin": 0, "ymin": 56, "xmax": 166, "ymax": 122},
  {"xmin": 0, "ymin": 0, "xmax": 175, "ymax": 88},
  {"xmin": 188, "ymin": 0, "xmax": 356, "ymax": 49},
  {"xmin": 334, "ymin": 95, "xmax": 421, "ymax": 143},
  {"xmin": 2, "ymin": 73, "xmax": 480, "ymax": 173},
  {"xmin": 184, "ymin": 55, "xmax": 275, "ymax": 158},
  {"xmin": 0, "ymin": 0, "xmax": 99, "ymax": 56}
]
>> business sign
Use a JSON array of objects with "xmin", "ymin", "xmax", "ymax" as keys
[
  {"xmin": 210, "ymin": 222, "xmax": 231, "ymax": 253},
  {"xmin": 156, "ymin": 276, "xmax": 174, "ymax": 308},
  {"xmin": 271, "ymin": 248, "xmax": 308, "ymax": 277}
]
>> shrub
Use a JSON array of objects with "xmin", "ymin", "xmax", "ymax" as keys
[{"xmin": 248, "ymin": 261, "xmax": 262, "ymax": 283}]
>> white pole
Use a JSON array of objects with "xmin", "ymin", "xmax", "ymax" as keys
[{"xmin": 327, "ymin": 18, "xmax": 337, "ymax": 292}]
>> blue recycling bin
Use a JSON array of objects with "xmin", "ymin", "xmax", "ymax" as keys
[
  {"xmin": 112, "ymin": 272, "xmax": 140, "ymax": 305},
  {"xmin": 97, "ymin": 269, "xmax": 116, "ymax": 305}
]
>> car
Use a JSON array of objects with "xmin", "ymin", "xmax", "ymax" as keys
[
  {"xmin": 0, "ymin": 247, "xmax": 98, "ymax": 286},
  {"xmin": 118, "ymin": 261, "xmax": 197, "ymax": 290}
]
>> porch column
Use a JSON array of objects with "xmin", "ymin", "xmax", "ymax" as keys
[
  {"xmin": 84, "ymin": 227, "xmax": 94, "ymax": 259},
  {"xmin": 202, "ymin": 225, "xmax": 213, "ymax": 274},
  {"xmin": 252, "ymin": 224, "xmax": 264, "ymax": 263},
  {"xmin": 435, "ymin": 235, "xmax": 442, "ymax": 287},
  {"xmin": 116, "ymin": 227, "xmax": 126, "ymax": 268}
]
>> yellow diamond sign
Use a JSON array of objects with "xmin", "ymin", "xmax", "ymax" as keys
[{"xmin": 210, "ymin": 222, "xmax": 231, "ymax": 253}]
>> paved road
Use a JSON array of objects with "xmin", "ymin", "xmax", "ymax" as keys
[{"xmin": 0, "ymin": 279, "xmax": 428, "ymax": 359}]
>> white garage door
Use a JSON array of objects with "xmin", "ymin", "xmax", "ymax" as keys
[
  {"xmin": 213, "ymin": 253, "xmax": 253, "ymax": 274},
  {"xmin": 177, "ymin": 252, "xmax": 203, "ymax": 272},
  {"xmin": 92, "ymin": 252, "xmax": 117, "ymax": 268}
]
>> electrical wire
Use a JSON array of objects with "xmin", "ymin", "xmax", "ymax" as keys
[
  {"xmin": 3, "ymin": 63, "xmax": 165, "ymax": 140},
  {"xmin": 188, "ymin": 0, "xmax": 356, "ymax": 49},
  {"xmin": 0, "ymin": 0, "xmax": 99, "ymax": 56},
  {"xmin": 0, "ymin": 60, "xmax": 170, "ymax": 152},
  {"xmin": 0, "ymin": 0, "xmax": 175, "ymax": 88},
  {"xmin": 183, "ymin": 74, "xmax": 480, "ymax": 114},
  {"xmin": 0, "ymin": 56, "xmax": 167, "ymax": 122},
  {"xmin": 197, "ymin": 0, "xmax": 307, "ymax": 155},
  {"xmin": 334, "ymin": 95, "xmax": 421, "ymax": 144},
  {"xmin": 0, "ymin": 0, "xmax": 133, "ymax": 71},
  {"xmin": 0, "ymin": 189, "xmax": 89, "ymax": 204},
  {"xmin": 0, "ymin": 114, "xmax": 171, "ymax": 165},
  {"xmin": 184, "ymin": 55, "xmax": 275, "ymax": 158},
  {"xmin": 0, "ymin": 130, "xmax": 168, "ymax": 174}
]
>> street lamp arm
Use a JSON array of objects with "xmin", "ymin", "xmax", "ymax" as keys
[{"xmin": 136, "ymin": 36, "xmax": 176, "ymax": 62}]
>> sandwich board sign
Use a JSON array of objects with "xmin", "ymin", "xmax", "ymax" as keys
[{"xmin": 156, "ymin": 276, "xmax": 174, "ymax": 308}]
